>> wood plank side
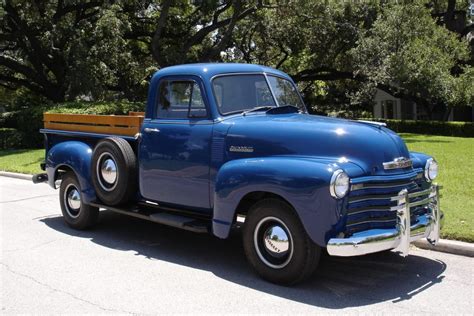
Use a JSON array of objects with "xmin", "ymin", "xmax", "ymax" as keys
[
  {"xmin": 129, "ymin": 111, "xmax": 145, "ymax": 116},
  {"xmin": 44, "ymin": 122, "xmax": 139, "ymax": 136},
  {"xmin": 44, "ymin": 113, "xmax": 142, "ymax": 127}
]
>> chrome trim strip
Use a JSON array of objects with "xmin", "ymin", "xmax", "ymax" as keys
[
  {"xmin": 348, "ymin": 194, "xmax": 394, "ymax": 203},
  {"xmin": 327, "ymin": 184, "xmax": 441, "ymax": 257},
  {"xmin": 356, "ymin": 120, "xmax": 387, "ymax": 127},
  {"xmin": 351, "ymin": 180, "xmax": 414, "ymax": 191},
  {"xmin": 391, "ymin": 188, "xmax": 432, "ymax": 201},
  {"xmin": 350, "ymin": 169, "xmax": 423, "ymax": 184},
  {"xmin": 383, "ymin": 157, "xmax": 413, "ymax": 170},
  {"xmin": 346, "ymin": 208, "xmax": 391, "ymax": 216},
  {"xmin": 390, "ymin": 196, "xmax": 432, "ymax": 211},
  {"xmin": 346, "ymin": 218, "xmax": 396, "ymax": 227}
]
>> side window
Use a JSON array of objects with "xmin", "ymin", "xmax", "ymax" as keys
[
  {"xmin": 189, "ymin": 83, "xmax": 207, "ymax": 118},
  {"xmin": 156, "ymin": 80, "xmax": 207, "ymax": 119}
]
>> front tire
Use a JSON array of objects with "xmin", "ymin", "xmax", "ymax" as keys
[
  {"xmin": 242, "ymin": 199, "xmax": 321, "ymax": 285},
  {"xmin": 59, "ymin": 172, "xmax": 99, "ymax": 229}
]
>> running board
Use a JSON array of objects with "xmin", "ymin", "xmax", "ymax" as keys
[{"xmin": 90, "ymin": 202, "xmax": 210, "ymax": 234}]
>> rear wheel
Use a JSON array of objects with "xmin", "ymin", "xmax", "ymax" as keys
[
  {"xmin": 242, "ymin": 198, "xmax": 321, "ymax": 285},
  {"xmin": 59, "ymin": 172, "xmax": 99, "ymax": 229},
  {"xmin": 91, "ymin": 137, "xmax": 137, "ymax": 206}
]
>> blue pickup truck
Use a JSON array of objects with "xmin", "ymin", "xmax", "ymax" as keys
[{"xmin": 34, "ymin": 63, "xmax": 442, "ymax": 285}]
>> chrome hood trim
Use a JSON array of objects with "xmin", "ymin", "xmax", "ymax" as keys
[{"xmin": 383, "ymin": 157, "xmax": 413, "ymax": 170}]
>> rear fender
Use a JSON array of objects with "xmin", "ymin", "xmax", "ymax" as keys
[
  {"xmin": 45, "ymin": 141, "xmax": 96, "ymax": 204},
  {"xmin": 212, "ymin": 157, "xmax": 353, "ymax": 246}
]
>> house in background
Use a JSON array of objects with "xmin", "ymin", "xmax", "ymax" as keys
[{"xmin": 373, "ymin": 89, "xmax": 474, "ymax": 122}]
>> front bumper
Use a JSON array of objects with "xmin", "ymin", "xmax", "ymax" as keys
[{"xmin": 327, "ymin": 184, "xmax": 442, "ymax": 257}]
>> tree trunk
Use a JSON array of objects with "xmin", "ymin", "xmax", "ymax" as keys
[
  {"xmin": 443, "ymin": 105, "xmax": 453, "ymax": 121},
  {"xmin": 151, "ymin": 0, "xmax": 172, "ymax": 65}
]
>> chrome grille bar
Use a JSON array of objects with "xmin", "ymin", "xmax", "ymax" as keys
[{"xmin": 345, "ymin": 173, "xmax": 430, "ymax": 235}]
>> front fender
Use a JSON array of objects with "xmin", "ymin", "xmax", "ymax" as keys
[
  {"xmin": 410, "ymin": 151, "xmax": 432, "ymax": 169},
  {"xmin": 46, "ymin": 141, "xmax": 96, "ymax": 204},
  {"xmin": 212, "ymin": 156, "xmax": 362, "ymax": 246}
]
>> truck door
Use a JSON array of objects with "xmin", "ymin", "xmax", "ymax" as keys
[{"xmin": 139, "ymin": 76, "xmax": 213, "ymax": 211}]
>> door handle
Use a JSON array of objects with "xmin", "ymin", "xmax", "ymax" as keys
[{"xmin": 144, "ymin": 128, "xmax": 160, "ymax": 133}]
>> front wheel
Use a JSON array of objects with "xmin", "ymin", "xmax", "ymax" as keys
[
  {"xmin": 242, "ymin": 199, "xmax": 321, "ymax": 285},
  {"xmin": 59, "ymin": 171, "xmax": 99, "ymax": 229}
]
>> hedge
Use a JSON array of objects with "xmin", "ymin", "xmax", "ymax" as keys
[
  {"xmin": 0, "ymin": 101, "xmax": 144, "ymax": 149},
  {"xmin": 365, "ymin": 119, "xmax": 474, "ymax": 138},
  {"xmin": 0, "ymin": 128, "xmax": 24, "ymax": 150}
]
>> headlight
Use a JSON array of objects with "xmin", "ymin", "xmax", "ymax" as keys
[
  {"xmin": 424, "ymin": 158, "xmax": 438, "ymax": 182},
  {"xmin": 330, "ymin": 170, "xmax": 350, "ymax": 199}
]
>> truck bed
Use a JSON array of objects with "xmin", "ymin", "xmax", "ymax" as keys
[{"xmin": 43, "ymin": 112, "xmax": 145, "ymax": 137}]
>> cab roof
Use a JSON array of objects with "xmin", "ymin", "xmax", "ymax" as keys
[{"xmin": 152, "ymin": 63, "xmax": 292, "ymax": 81}]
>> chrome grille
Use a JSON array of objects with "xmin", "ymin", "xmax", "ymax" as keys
[{"xmin": 345, "ymin": 173, "xmax": 430, "ymax": 235}]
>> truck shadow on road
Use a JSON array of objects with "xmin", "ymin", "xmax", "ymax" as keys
[{"xmin": 41, "ymin": 211, "xmax": 446, "ymax": 309}]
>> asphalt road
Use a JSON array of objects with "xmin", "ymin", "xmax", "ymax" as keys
[{"xmin": 1, "ymin": 176, "xmax": 473, "ymax": 314}]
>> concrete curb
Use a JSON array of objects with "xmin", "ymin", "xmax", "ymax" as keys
[
  {"xmin": 0, "ymin": 171, "xmax": 33, "ymax": 181},
  {"xmin": 1, "ymin": 170, "xmax": 473, "ymax": 257},
  {"xmin": 414, "ymin": 239, "xmax": 474, "ymax": 257}
]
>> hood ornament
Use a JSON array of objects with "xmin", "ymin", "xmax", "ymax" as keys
[{"xmin": 383, "ymin": 157, "xmax": 413, "ymax": 170}]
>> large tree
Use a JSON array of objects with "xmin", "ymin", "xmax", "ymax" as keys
[
  {"xmin": 0, "ymin": 0, "xmax": 156, "ymax": 101},
  {"xmin": 229, "ymin": 1, "xmax": 473, "ymax": 118},
  {"xmin": 0, "ymin": 0, "xmax": 265, "ymax": 101},
  {"xmin": 0, "ymin": 0, "xmax": 472, "ymax": 117},
  {"xmin": 352, "ymin": 3, "xmax": 473, "ymax": 118}
]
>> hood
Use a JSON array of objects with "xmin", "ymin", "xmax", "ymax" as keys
[{"xmin": 224, "ymin": 113, "xmax": 412, "ymax": 176}]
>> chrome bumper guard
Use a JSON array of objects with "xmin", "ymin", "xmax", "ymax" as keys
[{"xmin": 327, "ymin": 184, "xmax": 442, "ymax": 257}]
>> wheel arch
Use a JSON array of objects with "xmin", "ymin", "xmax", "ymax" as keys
[
  {"xmin": 212, "ymin": 156, "xmax": 343, "ymax": 247},
  {"xmin": 45, "ymin": 141, "xmax": 97, "ymax": 204},
  {"xmin": 234, "ymin": 191, "xmax": 295, "ymax": 218}
]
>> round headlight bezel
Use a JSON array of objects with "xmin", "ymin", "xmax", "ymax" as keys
[
  {"xmin": 424, "ymin": 158, "xmax": 438, "ymax": 182},
  {"xmin": 330, "ymin": 169, "xmax": 350, "ymax": 199}
]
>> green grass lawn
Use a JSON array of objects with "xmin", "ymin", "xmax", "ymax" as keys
[
  {"xmin": 400, "ymin": 133, "xmax": 474, "ymax": 243},
  {"xmin": 0, "ymin": 133, "xmax": 473, "ymax": 242},
  {"xmin": 0, "ymin": 149, "xmax": 45, "ymax": 174}
]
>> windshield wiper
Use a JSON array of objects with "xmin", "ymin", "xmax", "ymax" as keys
[
  {"xmin": 242, "ymin": 106, "xmax": 274, "ymax": 116},
  {"xmin": 266, "ymin": 105, "xmax": 300, "ymax": 114}
]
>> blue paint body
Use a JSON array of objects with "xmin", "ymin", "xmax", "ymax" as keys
[{"xmin": 41, "ymin": 63, "xmax": 434, "ymax": 247}]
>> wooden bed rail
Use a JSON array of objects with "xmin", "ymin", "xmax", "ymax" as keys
[{"xmin": 43, "ymin": 113, "xmax": 144, "ymax": 136}]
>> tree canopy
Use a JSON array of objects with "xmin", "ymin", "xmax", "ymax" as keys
[{"xmin": 0, "ymin": 0, "xmax": 472, "ymax": 118}]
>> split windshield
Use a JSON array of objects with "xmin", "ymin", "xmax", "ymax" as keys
[{"xmin": 212, "ymin": 74, "xmax": 306, "ymax": 115}]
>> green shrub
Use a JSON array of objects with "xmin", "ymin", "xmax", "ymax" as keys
[
  {"xmin": 363, "ymin": 119, "xmax": 474, "ymax": 137},
  {"xmin": 0, "ymin": 128, "xmax": 24, "ymax": 149},
  {"xmin": 0, "ymin": 101, "xmax": 145, "ymax": 148},
  {"xmin": 46, "ymin": 101, "xmax": 144, "ymax": 115}
]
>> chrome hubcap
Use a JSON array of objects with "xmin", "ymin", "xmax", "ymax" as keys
[
  {"xmin": 263, "ymin": 225, "xmax": 290, "ymax": 257},
  {"xmin": 254, "ymin": 216, "xmax": 293, "ymax": 269},
  {"xmin": 64, "ymin": 184, "xmax": 81, "ymax": 218},
  {"xmin": 101, "ymin": 158, "xmax": 117, "ymax": 184},
  {"xmin": 96, "ymin": 153, "xmax": 118, "ymax": 191}
]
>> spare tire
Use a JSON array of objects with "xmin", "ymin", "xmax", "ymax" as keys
[{"xmin": 91, "ymin": 137, "xmax": 137, "ymax": 206}]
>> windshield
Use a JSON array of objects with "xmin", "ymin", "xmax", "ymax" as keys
[
  {"xmin": 212, "ymin": 74, "xmax": 305, "ymax": 115},
  {"xmin": 267, "ymin": 76, "xmax": 306, "ymax": 111}
]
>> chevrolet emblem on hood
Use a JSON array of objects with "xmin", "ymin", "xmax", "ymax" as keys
[
  {"xmin": 383, "ymin": 157, "xmax": 413, "ymax": 170},
  {"xmin": 229, "ymin": 146, "xmax": 254, "ymax": 153}
]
